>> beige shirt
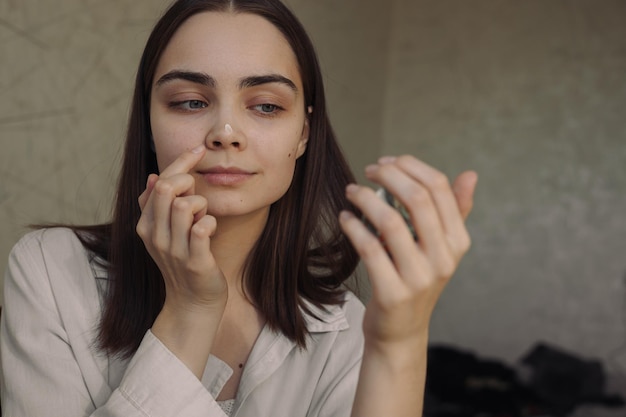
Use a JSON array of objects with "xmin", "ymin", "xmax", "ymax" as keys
[{"xmin": 1, "ymin": 228, "xmax": 365, "ymax": 417}]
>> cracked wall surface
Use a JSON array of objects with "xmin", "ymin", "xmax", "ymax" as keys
[{"xmin": 0, "ymin": 0, "xmax": 170, "ymax": 299}]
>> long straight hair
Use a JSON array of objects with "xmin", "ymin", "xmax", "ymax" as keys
[{"xmin": 75, "ymin": 0, "xmax": 360, "ymax": 358}]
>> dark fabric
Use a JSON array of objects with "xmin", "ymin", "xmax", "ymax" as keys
[
  {"xmin": 521, "ymin": 343, "xmax": 625, "ymax": 416},
  {"xmin": 424, "ymin": 343, "xmax": 625, "ymax": 417}
]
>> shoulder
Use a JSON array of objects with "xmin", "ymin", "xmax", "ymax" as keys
[
  {"xmin": 5, "ymin": 227, "xmax": 104, "ymax": 347},
  {"xmin": 2, "ymin": 229, "xmax": 111, "ymax": 408},
  {"xmin": 10, "ymin": 227, "xmax": 85, "ymax": 258},
  {"xmin": 6, "ymin": 227, "xmax": 101, "ymax": 303},
  {"xmin": 302, "ymin": 292, "xmax": 364, "ymax": 408},
  {"xmin": 7, "ymin": 228, "xmax": 86, "ymax": 280}
]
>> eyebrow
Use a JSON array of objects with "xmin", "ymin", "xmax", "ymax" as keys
[
  {"xmin": 155, "ymin": 70, "xmax": 298, "ymax": 93},
  {"xmin": 239, "ymin": 74, "xmax": 298, "ymax": 92},
  {"xmin": 155, "ymin": 70, "xmax": 216, "ymax": 88}
]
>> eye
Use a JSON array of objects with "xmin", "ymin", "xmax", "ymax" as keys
[
  {"xmin": 169, "ymin": 99, "xmax": 208, "ymax": 111},
  {"xmin": 252, "ymin": 103, "xmax": 283, "ymax": 115},
  {"xmin": 187, "ymin": 100, "xmax": 207, "ymax": 109}
]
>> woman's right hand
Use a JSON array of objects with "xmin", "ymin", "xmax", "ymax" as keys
[{"xmin": 136, "ymin": 145, "xmax": 227, "ymax": 378}]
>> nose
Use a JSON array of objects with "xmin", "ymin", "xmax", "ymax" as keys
[{"xmin": 205, "ymin": 120, "xmax": 246, "ymax": 151}]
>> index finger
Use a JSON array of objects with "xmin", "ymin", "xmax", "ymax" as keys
[{"xmin": 159, "ymin": 145, "xmax": 206, "ymax": 178}]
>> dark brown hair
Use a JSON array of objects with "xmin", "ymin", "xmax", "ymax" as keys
[{"xmin": 76, "ymin": 0, "xmax": 359, "ymax": 358}]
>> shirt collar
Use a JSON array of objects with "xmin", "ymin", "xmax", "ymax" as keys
[{"xmin": 300, "ymin": 297, "xmax": 350, "ymax": 333}]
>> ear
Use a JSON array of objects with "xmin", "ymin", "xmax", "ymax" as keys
[{"xmin": 296, "ymin": 116, "xmax": 310, "ymax": 158}]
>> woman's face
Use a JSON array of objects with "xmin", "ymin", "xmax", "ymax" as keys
[{"xmin": 150, "ymin": 11, "xmax": 308, "ymax": 220}]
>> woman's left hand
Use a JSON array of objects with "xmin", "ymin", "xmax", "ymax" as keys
[{"xmin": 339, "ymin": 155, "xmax": 478, "ymax": 350}]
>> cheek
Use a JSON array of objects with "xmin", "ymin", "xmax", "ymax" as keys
[
  {"xmin": 152, "ymin": 132, "xmax": 180, "ymax": 170},
  {"xmin": 277, "ymin": 145, "xmax": 301, "ymax": 186},
  {"xmin": 283, "ymin": 128, "xmax": 302, "ymax": 159},
  {"xmin": 287, "ymin": 144, "xmax": 299, "ymax": 159},
  {"xmin": 287, "ymin": 127, "xmax": 303, "ymax": 158},
  {"xmin": 256, "ymin": 139, "xmax": 300, "ymax": 170},
  {"xmin": 151, "ymin": 121, "xmax": 202, "ymax": 170}
]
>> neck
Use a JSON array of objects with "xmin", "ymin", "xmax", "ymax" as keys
[{"xmin": 211, "ymin": 208, "xmax": 269, "ymax": 298}]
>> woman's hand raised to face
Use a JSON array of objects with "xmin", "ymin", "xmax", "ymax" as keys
[
  {"xmin": 137, "ymin": 145, "xmax": 228, "ymax": 314},
  {"xmin": 339, "ymin": 155, "xmax": 478, "ymax": 350},
  {"xmin": 137, "ymin": 145, "xmax": 228, "ymax": 378}
]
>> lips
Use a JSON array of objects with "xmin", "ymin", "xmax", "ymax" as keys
[{"xmin": 198, "ymin": 166, "xmax": 255, "ymax": 186}]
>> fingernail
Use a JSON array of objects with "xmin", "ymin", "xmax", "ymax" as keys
[
  {"xmin": 365, "ymin": 164, "xmax": 379, "ymax": 175},
  {"xmin": 346, "ymin": 184, "xmax": 358, "ymax": 195},
  {"xmin": 378, "ymin": 156, "xmax": 396, "ymax": 164},
  {"xmin": 191, "ymin": 145, "xmax": 205, "ymax": 154}
]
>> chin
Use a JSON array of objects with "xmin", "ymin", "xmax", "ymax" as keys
[{"xmin": 206, "ymin": 203, "xmax": 270, "ymax": 221}]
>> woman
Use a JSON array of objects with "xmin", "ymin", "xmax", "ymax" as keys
[{"xmin": 0, "ymin": 0, "xmax": 477, "ymax": 416}]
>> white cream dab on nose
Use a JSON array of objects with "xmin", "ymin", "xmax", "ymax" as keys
[{"xmin": 225, "ymin": 123, "xmax": 233, "ymax": 135}]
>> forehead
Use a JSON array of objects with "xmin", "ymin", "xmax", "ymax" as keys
[{"xmin": 155, "ymin": 11, "xmax": 301, "ymax": 86}]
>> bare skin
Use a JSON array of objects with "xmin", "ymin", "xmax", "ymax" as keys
[
  {"xmin": 137, "ymin": 148, "xmax": 230, "ymax": 380},
  {"xmin": 340, "ymin": 155, "xmax": 477, "ymax": 417}
]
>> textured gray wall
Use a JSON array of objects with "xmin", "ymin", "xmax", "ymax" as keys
[
  {"xmin": 288, "ymin": 0, "xmax": 392, "ymax": 181},
  {"xmin": 0, "ymin": 0, "xmax": 171, "ymax": 298},
  {"xmin": 383, "ymin": 0, "xmax": 626, "ymax": 370},
  {"xmin": 2, "ymin": 0, "xmax": 626, "ymax": 378}
]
